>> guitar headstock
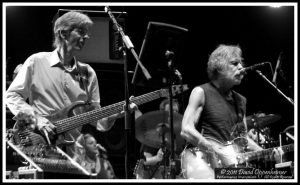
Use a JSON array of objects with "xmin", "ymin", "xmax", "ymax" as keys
[{"xmin": 160, "ymin": 84, "xmax": 189, "ymax": 98}]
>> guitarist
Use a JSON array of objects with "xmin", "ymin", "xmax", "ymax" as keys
[
  {"xmin": 6, "ymin": 11, "xmax": 137, "ymax": 157},
  {"xmin": 181, "ymin": 44, "xmax": 264, "ymax": 175}
]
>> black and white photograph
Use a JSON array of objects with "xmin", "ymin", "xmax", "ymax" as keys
[{"xmin": 2, "ymin": 2, "xmax": 297, "ymax": 182}]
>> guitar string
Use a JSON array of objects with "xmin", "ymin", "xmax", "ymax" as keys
[
  {"xmin": 56, "ymin": 91, "xmax": 161, "ymax": 133},
  {"xmin": 56, "ymin": 96, "xmax": 156, "ymax": 132},
  {"xmin": 21, "ymin": 87, "xmax": 186, "ymax": 145},
  {"xmin": 241, "ymin": 144, "xmax": 294, "ymax": 160},
  {"xmin": 61, "ymin": 95, "xmax": 156, "ymax": 131},
  {"xmin": 23, "ymin": 94, "xmax": 159, "ymax": 145},
  {"xmin": 56, "ymin": 91, "xmax": 159, "ymax": 127}
]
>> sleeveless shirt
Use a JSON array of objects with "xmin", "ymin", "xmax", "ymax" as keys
[{"xmin": 196, "ymin": 82, "xmax": 246, "ymax": 143}]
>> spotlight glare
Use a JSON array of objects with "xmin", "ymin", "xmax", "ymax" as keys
[{"xmin": 270, "ymin": 5, "xmax": 281, "ymax": 8}]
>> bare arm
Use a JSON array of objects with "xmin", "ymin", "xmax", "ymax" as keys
[
  {"xmin": 143, "ymin": 148, "xmax": 164, "ymax": 166},
  {"xmin": 180, "ymin": 87, "xmax": 211, "ymax": 148},
  {"xmin": 246, "ymin": 135, "xmax": 263, "ymax": 151}
]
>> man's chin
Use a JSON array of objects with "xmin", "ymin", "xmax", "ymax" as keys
[
  {"xmin": 73, "ymin": 48, "xmax": 84, "ymax": 55},
  {"xmin": 234, "ymin": 80, "xmax": 242, "ymax": 85},
  {"xmin": 77, "ymin": 46, "xmax": 83, "ymax": 50},
  {"xmin": 74, "ymin": 44, "xmax": 84, "ymax": 50}
]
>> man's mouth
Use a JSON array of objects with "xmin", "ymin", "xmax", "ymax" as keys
[{"xmin": 235, "ymin": 73, "xmax": 243, "ymax": 79}]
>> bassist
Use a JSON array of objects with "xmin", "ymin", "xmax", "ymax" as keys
[{"xmin": 6, "ymin": 11, "xmax": 136, "ymax": 157}]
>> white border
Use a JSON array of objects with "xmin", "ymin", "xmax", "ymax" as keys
[{"xmin": 2, "ymin": 2, "xmax": 298, "ymax": 183}]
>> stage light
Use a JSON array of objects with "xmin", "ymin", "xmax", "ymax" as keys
[{"xmin": 270, "ymin": 4, "xmax": 282, "ymax": 8}]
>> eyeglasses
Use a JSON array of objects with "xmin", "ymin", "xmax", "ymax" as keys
[{"xmin": 73, "ymin": 28, "xmax": 91, "ymax": 39}]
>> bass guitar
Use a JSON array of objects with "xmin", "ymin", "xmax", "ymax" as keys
[{"xmin": 10, "ymin": 85, "xmax": 188, "ymax": 147}]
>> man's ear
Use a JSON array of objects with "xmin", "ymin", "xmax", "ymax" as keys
[{"xmin": 60, "ymin": 30, "xmax": 68, "ymax": 39}]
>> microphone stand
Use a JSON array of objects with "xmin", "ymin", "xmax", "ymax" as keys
[
  {"xmin": 165, "ymin": 50, "xmax": 176, "ymax": 179},
  {"xmin": 255, "ymin": 70, "xmax": 294, "ymax": 106},
  {"xmin": 121, "ymin": 46, "xmax": 131, "ymax": 179},
  {"xmin": 104, "ymin": 6, "xmax": 151, "ymax": 179},
  {"xmin": 104, "ymin": 6, "xmax": 151, "ymax": 81},
  {"xmin": 278, "ymin": 68, "xmax": 294, "ymax": 98}
]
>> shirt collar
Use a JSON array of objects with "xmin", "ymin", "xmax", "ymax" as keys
[
  {"xmin": 49, "ymin": 49, "xmax": 61, "ymax": 67},
  {"xmin": 49, "ymin": 49, "xmax": 79, "ymax": 71}
]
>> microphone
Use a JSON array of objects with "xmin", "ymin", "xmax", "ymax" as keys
[
  {"xmin": 165, "ymin": 50, "xmax": 175, "ymax": 60},
  {"xmin": 104, "ymin": 6, "xmax": 111, "ymax": 13},
  {"xmin": 272, "ymin": 52, "xmax": 283, "ymax": 84},
  {"xmin": 166, "ymin": 50, "xmax": 175, "ymax": 69},
  {"xmin": 104, "ymin": 6, "xmax": 134, "ymax": 50},
  {"xmin": 96, "ymin": 144, "xmax": 107, "ymax": 153},
  {"xmin": 174, "ymin": 69, "xmax": 183, "ymax": 81},
  {"xmin": 241, "ymin": 62, "xmax": 269, "ymax": 74}
]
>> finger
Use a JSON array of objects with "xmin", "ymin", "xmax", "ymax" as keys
[
  {"xmin": 29, "ymin": 123, "xmax": 36, "ymax": 130},
  {"xmin": 49, "ymin": 124, "xmax": 57, "ymax": 131},
  {"xmin": 277, "ymin": 147, "xmax": 284, "ymax": 155},
  {"xmin": 45, "ymin": 126, "xmax": 55, "ymax": 136},
  {"xmin": 44, "ymin": 126, "xmax": 52, "ymax": 134},
  {"xmin": 130, "ymin": 103, "xmax": 138, "ymax": 110},
  {"xmin": 273, "ymin": 149, "xmax": 279, "ymax": 156}
]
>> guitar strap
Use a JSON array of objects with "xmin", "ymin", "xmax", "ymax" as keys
[
  {"xmin": 231, "ymin": 91, "xmax": 248, "ymax": 138},
  {"xmin": 209, "ymin": 83, "xmax": 244, "ymax": 132},
  {"xmin": 231, "ymin": 91, "xmax": 244, "ymax": 125},
  {"xmin": 77, "ymin": 65, "xmax": 91, "ymax": 105},
  {"xmin": 209, "ymin": 82, "xmax": 246, "ymax": 139}
]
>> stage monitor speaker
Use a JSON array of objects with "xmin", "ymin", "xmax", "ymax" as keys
[
  {"xmin": 132, "ymin": 21, "xmax": 188, "ymax": 89},
  {"xmin": 53, "ymin": 9, "xmax": 127, "ymax": 64}
]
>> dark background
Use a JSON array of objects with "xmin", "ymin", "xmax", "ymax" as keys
[{"xmin": 5, "ymin": 5, "xmax": 295, "ymax": 179}]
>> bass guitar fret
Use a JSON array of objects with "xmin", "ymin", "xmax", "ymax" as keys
[
  {"xmin": 55, "ymin": 91, "xmax": 163, "ymax": 134},
  {"xmin": 12, "ymin": 85, "xmax": 188, "ymax": 147}
]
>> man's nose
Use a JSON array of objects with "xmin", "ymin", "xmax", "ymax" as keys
[
  {"xmin": 237, "ymin": 63, "xmax": 244, "ymax": 70},
  {"xmin": 83, "ymin": 34, "xmax": 90, "ymax": 39}
]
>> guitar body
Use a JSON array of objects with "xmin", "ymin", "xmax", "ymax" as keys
[
  {"xmin": 180, "ymin": 136, "xmax": 294, "ymax": 179},
  {"xmin": 47, "ymin": 101, "xmax": 94, "ymax": 150},
  {"xmin": 180, "ymin": 137, "xmax": 243, "ymax": 179},
  {"xmin": 12, "ymin": 101, "xmax": 90, "ymax": 148},
  {"xmin": 181, "ymin": 147, "xmax": 216, "ymax": 179}
]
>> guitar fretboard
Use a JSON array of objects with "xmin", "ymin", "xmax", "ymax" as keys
[
  {"xmin": 242, "ymin": 144, "xmax": 294, "ymax": 161},
  {"xmin": 55, "ymin": 90, "xmax": 164, "ymax": 134}
]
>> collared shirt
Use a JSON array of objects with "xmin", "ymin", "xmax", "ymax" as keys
[{"xmin": 6, "ymin": 49, "xmax": 101, "ymax": 119}]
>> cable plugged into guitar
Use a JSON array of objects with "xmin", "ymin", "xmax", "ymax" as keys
[{"xmin": 41, "ymin": 128, "xmax": 51, "ymax": 145}]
